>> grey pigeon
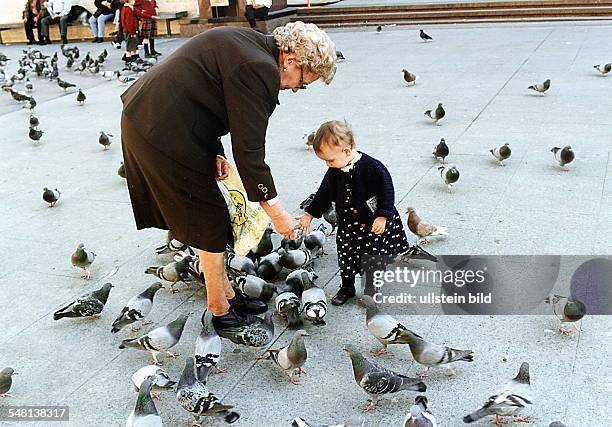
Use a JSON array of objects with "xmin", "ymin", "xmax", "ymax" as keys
[
  {"xmin": 119, "ymin": 312, "xmax": 193, "ymax": 365},
  {"xmin": 25, "ymin": 78, "xmax": 33, "ymax": 92},
  {"xmin": 358, "ymin": 295, "xmax": 421, "ymax": 355},
  {"xmin": 419, "ymin": 29, "xmax": 433, "ymax": 41},
  {"xmin": 424, "ymin": 103, "xmax": 445, "ymax": 125},
  {"xmin": 594, "ymin": 63, "xmax": 611, "ymax": 75},
  {"xmin": 117, "ymin": 72, "xmax": 137, "ymax": 84},
  {"xmin": 118, "ymin": 161, "xmax": 127, "ymax": 179},
  {"xmin": 438, "ymin": 164, "xmax": 459, "ymax": 192},
  {"xmin": 256, "ymin": 251, "xmax": 282, "ymax": 281},
  {"xmin": 76, "ymin": 89, "xmax": 86, "ymax": 105},
  {"xmin": 42, "ymin": 187, "xmax": 61, "ymax": 207},
  {"xmin": 402, "ymin": 69, "xmax": 417, "ymax": 85},
  {"xmin": 126, "ymin": 377, "xmax": 162, "ymax": 427},
  {"xmin": 283, "ymin": 268, "xmax": 318, "ymax": 296},
  {"xmin": 99, "ymin": 131, "xmax": 113, "ymax": 150},
  {"xmin": 176, "ymin": 357, "xmax": 240, "ymax": 424},
  {"xmin": 432, "ymin": 138, "xmax": 449, "ymax": 163},
  {"xmin": 304, "ymin": 225, "xmax": 326, "ymax": 256},
  {"xmin": 544, "ymin": 294, "xmax": 586, "ymax": 335},
  {"xmin": 336, "ymin": 50, "xmax": 346, "ymax": 60},
  {"xmin": 29, "ymin": 114, "xmax": 39, "ymax": 128},
  {"xmin": 29, "ymin": 126, "xmax": 43, "ymax": 142},
  {"xmin": 144, "ymin": 256, "xmax": 192, "ymax": 293},
  {"xmin": 111, "ymin": 282, "xmax": 164, "ymax": 333},
  {"xmin": 344, "ymin": 345, "xmax": 426, "ymax": 411},
  {"xmin": 233, "ymin": 275, "xmax": 275, "ymax": 302},
  {"xmin": 155, "ymin": 230, "xmax": 188, "ymax": 255},
  {"xmin": 24, "ymin": 96, "xmax": 36, "ymax": 110},
  {"xmin": 403, "ymin": 395, "xmax": 436, "ymax": 427},
  {"xmin": 376, "ymin": 25, "xmax": 382, "ymax": 33},
  {"xmin": 406, "ymin": 207, "xmax": 448, "ymax": 244},
  {"xmin": 257, "ymin": 329, "xmax": 309, "ymax": 384},
  {"xmin": 53, "ymin": 282, "xmax": 113, "ymax": 320},
  {"xmin": 132, "ymin": 365, "xmax": 176, "ymax": 400},
  {"xmin": 292, "ymin": 417, "xmax": 366, "ymax": 427},
  {"xmin": 463, "ymin": 362, "xmax": 532, "ymax": 425},
  {"xmin": 301, "ymin": 271, "xmax": 327, "ymax": 326},
  {"xmin": 71, "ymin": 243, "xmax": 96, "ymax": 279},
  {"xmin": 0, "ymin": 368, "xmax": 17, "ymax": 397},
  {"xmin": 549, "ymin": 422, "xmax": 568, "ymax": 427},
  {"xmin": 276, "ymin": 291, "xmax": 303, "ymax": 329},
  {"xmin": 528, "ymin": 79, "xmax": 550, "ymax": 94},
  {"xmin": 278, "ymin": 247, "xmax": 314, "ymax": 270},
  {"xmin": 323, "ymin": 204, "xmax": 338, "ymax": 234},
  {"xmin": 551, "ymin": 146, "xmax": 574, "ymax": 170},
  {"xmin": 195, "ymin": 311, "xmax": 226, "ymax": 383},
  {"xmin": 57, "ymin": 78, "xmax": 76, "ymax": 90},
  {"xmin": 216, "ymin": 311, "xmax": 274, "ymax": 348},
  {"xmin": 225, "ymin": 247, "xmax": 257, "ymax": 277},
  {"xmin": 490, "ymin": 143, "xmax": 511, "ymax": 166},
  {"xmin": 304, "ymin": 132, "xmax": 315, "ymax": 149},
  {"xmin": 281, "ymin": 233, "xmax": 304, "ymax": 250},
  {"xmin": 246, "ymin": 226, "xmax": 274, "ymax": 261}
]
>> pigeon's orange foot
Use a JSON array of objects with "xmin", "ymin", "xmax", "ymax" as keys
[
  {"xmin": 494, "ymin": 415, "xmax": 507, "ymax": 425},
  {"xmin": 141, "ymin": 320, "xmax": 153, "ymax": 326},
  {"xmin": 166, "ymin": 351, "xmax": 180, "ymax": 358},
  {"xmin": 215, "ymin": 367, "xmax": 227, "ymax": 374},
  {"xmin": 360, "ymin": 401, "xmax": 377, "ymax": 412},
  {"xmin": 370, "ymin": 348, "xmax": 387, "ymax": 357},
  {"xmin": 514, "ymin": 416, "xmax": 530, "ymax": 423},
  {"xmin": 416, "ymin": 370, "xmax": 429, "ymax": 378}
]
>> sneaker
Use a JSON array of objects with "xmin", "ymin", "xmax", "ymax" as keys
[
  {"xmin": 210, "ymin": 308, "xmax": 260, "ymax": 330},
  {"xmin": 331, "ymin": 286, "xmax": 356, "ymax": 306},
  {"xmin": 229, "ymin": 289, "xmax": 268, "ymax": 315}
]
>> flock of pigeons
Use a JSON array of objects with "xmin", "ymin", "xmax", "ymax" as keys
[{"xmin": 0, "ymin": 26, "xmax": 597, "ymax": 427}]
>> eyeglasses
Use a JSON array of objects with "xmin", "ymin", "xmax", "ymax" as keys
[{"xmin": 298, "ymin": 67, "xmax": 307, "ymax": 90}]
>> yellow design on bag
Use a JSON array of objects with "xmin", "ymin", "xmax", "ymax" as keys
[{"xmin": 228, "ymin": 190, "xmax": 248, "ymax": 226}]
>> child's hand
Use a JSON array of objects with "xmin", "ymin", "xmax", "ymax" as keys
[
  {"xmin": 297, "ymin": 213, "xmax": 313, "ymax": 235},
  {"xmin": 371, "ymin": 217, "xmax": 387, "ymax": 234}
]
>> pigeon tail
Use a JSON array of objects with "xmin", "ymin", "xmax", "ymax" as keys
[
  {"xmin": 451, "ymin": 349, "xmax": 474, "ymax": 363},
  {"xmin": 399, "ymin": 378, "xmax": 427, "ymax": 393},
  {"xmin": 463, "ymin": 408, "xmax": 490, "ymax": 423},
  {"xmin": 286, "ymin": 308, "xmax": 304, "ymax": 329},
  {"xmin": 119, "ymin": 338, "xmax": 141, "ymax": 350}
]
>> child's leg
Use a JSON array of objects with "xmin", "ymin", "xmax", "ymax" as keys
[{"xmin": 331, "ymin": 275, "xmax": 356, "ymax": 306}]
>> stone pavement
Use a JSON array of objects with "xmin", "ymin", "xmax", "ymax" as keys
[{"xmin": 1, "ymin": 21, "xmax": 612, "ymax": 427}]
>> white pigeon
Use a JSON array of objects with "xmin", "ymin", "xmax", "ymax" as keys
[{"xmin": 195, "ymin": 311, "xmax": 226, "ymax": 383}]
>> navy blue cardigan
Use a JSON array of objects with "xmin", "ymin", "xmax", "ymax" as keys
[{"xmin": 305, "ymin": 152, "xmax": 396, "ymax": 226}]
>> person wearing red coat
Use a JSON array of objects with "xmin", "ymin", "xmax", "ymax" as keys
[
  {"xmin": 134, "ymin": 0, "xmax": 160, "ymax": 58},
  {"xmin": 120, "ymin": 0, "xmax": 139, "ymax": 61}
]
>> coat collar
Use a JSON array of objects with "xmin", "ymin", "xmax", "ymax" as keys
[{"xmin": 341, "ymin": 151, "xmax": 362, "ymax": 172}]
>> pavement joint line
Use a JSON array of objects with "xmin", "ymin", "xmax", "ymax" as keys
[
  {"xmin": 562, "ymin": 320, "xmax": 584, "ymax": 419},
  {"xmin": 568, "ymin": 28, "xmax": 587, "ymax": 70}
]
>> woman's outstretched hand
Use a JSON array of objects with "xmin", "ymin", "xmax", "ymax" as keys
[{"xmin": 215, "ymin": 156, "xmax": 230, "ymax": 180}]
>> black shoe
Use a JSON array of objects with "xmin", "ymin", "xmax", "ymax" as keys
[
  {"xmin": 331, "ymin": 286, "xmax": 356, "ymax": 306},
  {"xmin": 151, "ymin": 50, "xmax": 162, "ymax": 56},
  {"xmin": 61, "ymin": 36, "xmax": 68, "ymax": 45},
  {"xmin": 27, "ymin": 40, "xmax": 37, "ymax": 45},
  {"xmin": 229, "ymin": 289, "xmax": 268, "ymax": 315},
  {"xmin": 97, "ymin": 37, "xmax": 104, "ymax": 43},
  {"xmin": 92, "ymin": 37, "xmax": 99, "ymax": 43},
  {"xmin": 109, "ymin": 30, "xmax": 118, "ymax": 36},
  {"xmin": 210, "ymin": 308, "xmax": 260, "ymax": 330}
]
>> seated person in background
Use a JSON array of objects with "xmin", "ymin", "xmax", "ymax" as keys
[
  {"xmin": 40, "ymin": 0, "xmax": 73, "ymax": 45},
  {"xmin": 111, "ymin": 0, "xmax": 125, "ymax": 49},
  {"xmin": 245, "ymin": 0, "xmax": 271, "ymax": 32},
  {"xmin": 89, "ymin": 0, "xmax": 115, "ymax": 43},
  {"xmin": 22, "ymin": 0, "xmax": 47, "ymax": 45}
]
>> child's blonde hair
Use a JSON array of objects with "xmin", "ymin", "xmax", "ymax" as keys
[{"xmin": 313, "ymin": 120, "xmax": 355, "ymax": 153}]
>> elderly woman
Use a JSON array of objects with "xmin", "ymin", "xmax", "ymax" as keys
[{"xmin": 120, "ymin": 22, "xmax": 336, "ymax": 332}]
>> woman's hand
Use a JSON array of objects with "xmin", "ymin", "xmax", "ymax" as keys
[
  {"xmin": 215, "ymin": 156, "xmax": 230, "ymax": 180},
  {"xmin": 261, "ymin": 201, "xmax": 296, "ymax": 240},
  {"xmin": 371, "ymin": 216, "xmax": 387, "ymax": 235},
  {"xmin": 297, "ymin": 213, "xmax": 313, "ymax": 235}
]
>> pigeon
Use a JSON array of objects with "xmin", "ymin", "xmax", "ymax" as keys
[
  {"xmin": 292, "ymin": 417, "xmax": 366, "ymax": 427},
  {"xmin": 344, "ymin": 345, "xmax": 426, "ymax": 412},
  {"xmin": 76, "ymin": 89, "xmax": 86, "ymax": 105},
  {"xmin": 71, "ymin": 243, "xmax": 96, "ymax": 279},
  {"xmin": 126, "ymin": 377, "xmax": 162, "ymax": 427},
  {"xmin": 99, "ymin": 131, "xmax": 113, "ymax": 150},
  {"xmin": 419, "ymin": 29, "xmax": 433, "ymax": 41},
  {"xmin": 438, "ymin": 165, "xmax": 459, "ymax": 192},
  {"xmin": 301, "ymin": 271, "xmax": 327, "ymax": 326},
  {"xmin": 594, "ymin": 63, "xmax": 611, "ymax": 75},
  {"xmin": 323, "ymin": 205, "xmax": 338, "ymax": 234},
  {"xmin": 216, "ymin": 311, "xmax": 274, "ymax": 348},
  {"xmin": 279, "ymin": 247, "xmax": 314, "ymax": 270},
  {"xmin": 358, "ymin": 295, "xmax": 421, "ymax": 356},
  {"xmin": 549, "ymin": 422, "xmax": 568, "ymax": 427},
  {"xmin": 29, "ymin": 115, "xmax": 39, "ymax": 128},
  {"xmin": 551, "ymin": 146, "xmax": 574, "ymax": 170},
  {"xmin": 24, "ymin": 96, "xmax": 36, "ymax": 110},
  {"xmin": 464, "ymin": 363, "xmax": 532, "ymax": 425},
  {"xmin": 118, "ymin": 161, "xmax": 127, "ymax": 179},
  {"xmin": 283, "ymin": 268, "xmax": 318, "ymax": 296},
  {"xmin": 144, "ymin": 256, "xmax": 193, "ymax": 293},
  {"xmin": 403, "ymin": 395, "xmax": 436, "ymax": 427},
  {"xmin": 57, "ymin": 78, "xmax": 76, "ymax": 90},
  {"xmin": 394, "ymin": 328, "xmax": 473, "ymax": 377},
  {"xmin": 117, "ymin": 71, "xmax": 137, "ymax": 84},
  {"xmin": 196, "ymin": 311, "xmax": 226, "ymax": 383},
  {"xmin": 42, "ymin": 187, "xmax": 61, "ymax": 207},
  {"xmin": 155, "ymin": 230, "xmax": 188, "ymax": 255},
  {"xmin": 257, "ymin": 329, "xmax": 309, "ymax": 384},
  {"xmin": 24, "ymin": 78, "xmax": 33, "ymax": 92},
  {"xmin": 132, "ymin": 365, "xmax": 177, "ymax": 400},
  {"xmin": 544, "ymin": 294, "xmax": 586, "ymax": 335},
  {"xmin": 304, "ymin": 131, "xmax": 315, "ymax": 149},
  {"xmin": 397, "ymin": 245, "xmax": 439, "ymax": 264},
  {"xmin": 376, "ymin": 25, "xmax": 382, "ymax": 33},
  {"xmin": 528, "ymin": 79, "xmax": 550, "ymax": 95},
  {"xmin": 0, "ymin": 368, "xmax": 17, "ymax": 397},
  {"xmin": 432, "ymin": 138, "xmax": 449, "ymax": 163},
  {"xmin": 111, "ymin": 282, "xmax": 164, "ymax": 333},
  {"xmin": 490, "ymin": 143, "xmax": 511, "ymax": 166},
  {"xmin": 299, "ymin": 193, "xmax": 316, "ymax": 210},
  {"xmin": 275, "ymin": 291, "xmax": 303, "ymax": 329},
  {"xmin": 53, "ymin": 282, "xmax": 114, "ymax": 320},
  {"xmin": 256, "ymin": 251, "xmax": 282, "ymax": 281},
  {"xmin": 99, "ymin": 70, "xmax": 115, "ymax": 79},
  {"xmin": 246, "ymin": 226, "xmax": 274, "ymax": 262},
  {"xmin": 281, "ymin": 233, "xmax": 304, "ymax": 250},
  {"xmin": 232, "ymin": 275, "xmax": 275, "ymax": 302},
  {"xmin": 424, "ymin": 103, "xmax": 445, "ymax": 125},
  {"xmin": 176, "ymin": 357, "xmax": 240, "ymax": 425},
  {"xmin": 66, "ymin": 56, "xmax": 74, "ymax": 69},
  {"xmin": 119, "ymin": 312, "xmax": 193, "ymax": 365},
  {"xmin": 406, "ymin": 207, "xmax": 448, "ymax": 244},
  {"xmin": 402, "ymin": 69, "xmax": 417, "ymax": 85},
  {"xmin": 29, "ymin": 127, "xmax": 43, "ymax": 142},
  {"xmin": 304, "ymin": 225, "xmax": 326, "ymax": 255},
  {"xmin": 336, "ymin": 50, "xmax": 346, "ymax": 60},
  {"xmin": 225, "ymin": 247, "xmax": 257, "ymax": 277}
]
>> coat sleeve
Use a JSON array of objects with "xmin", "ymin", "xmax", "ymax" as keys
[
  {"xmin": 305, "ymin": 169, "xmax": 333, "ymax": 219},
  {"xmin": 373, "ymin": 162, "xmax": 395, "ymax": 220},
  {"xmin": 223, "ymin": 60, "xmax": 280, "ymax": 202},
  {"xmin": 134, "ymin": 0, "xmax": 153, "ymax": 19}
]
